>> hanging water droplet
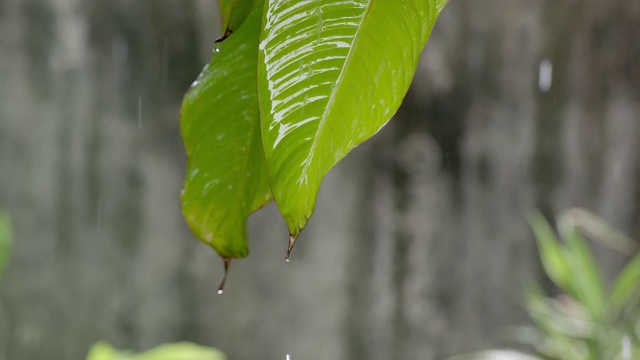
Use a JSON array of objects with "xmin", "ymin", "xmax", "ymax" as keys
[
  {"xmin": 217, "ymin": 258, "xmax": 231, "ymax": 295},
  {"xmin": 285, "ymin": 235, "xmax": 297, "ymax": 261},
  {"xmin": 213, "ymin": 42, "xmax": 221, "ymax": 53}
]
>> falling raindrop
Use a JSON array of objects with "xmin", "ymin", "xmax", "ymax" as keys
[
  {"xmin": 217, "ymin": 258, "xmax": 231, "ymax": 295},
  {"xmin": 538, "ymin": 59, "xmax": 553, "ymax": 92},
  {"xmin": 161, "ymin": 37, "xmax": 169, "ymax": 89},
  {"xmin": 137, "ymin": 96, "xmax": 143, "ymax": 128},
  {"xmin": 286, "ymin": 353, "xmax": 291, "ymax": 360}
]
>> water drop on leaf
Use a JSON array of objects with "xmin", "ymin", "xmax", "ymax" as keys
[{"xmin": 217, "ymin": 257, "xmax": 231, "ymax": 294}]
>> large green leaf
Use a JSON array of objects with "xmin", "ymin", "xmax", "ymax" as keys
[
  {"xmin": 181, "ymin": 0, "xmax": 270, "ymax": 259},
  {"xmin": 258, "ymin": 0, "xmax": 448, "ymax": 251}
]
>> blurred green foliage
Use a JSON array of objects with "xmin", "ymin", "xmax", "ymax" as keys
[
  {"xmin": 85, "ymin": 341, "xmax": 227, "ymax": 360},
  {"xmin": 524, "ymin": 209, "xmax": 640, "ymax": 359},
  {"xmin": 451, "ymin": 209, "xmax": 640, "ymax": 360},
  {"xmin": 0, "ymin": 210, "xmax": 12, "ymax": 282}
]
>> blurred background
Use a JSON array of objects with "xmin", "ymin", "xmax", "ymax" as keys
[{"xmin": 1, "ymin": 0, "xmax": 639, "ymax": 359}]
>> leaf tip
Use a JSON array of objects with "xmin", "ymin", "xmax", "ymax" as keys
[
  {"xmin": 217, "ymin": 257, "xmax": 231, "ymax": 295},
  {"xmin": 285, "ymin": 235, "xmax": 297, "ymax": 262}
]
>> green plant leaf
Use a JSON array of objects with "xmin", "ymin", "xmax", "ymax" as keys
[
  {"xmin": 257, "ymin": 0, "xmax": 448, "ymax": 245},
  {"xmin": 85, "ymin": 341, "xmax": 227, "ymax": 360},
  {"xmin": 559, "ymin": 219, "xmax": 605, "ymax": 320},
  {"xmin": 218, "ymin": 0, "xmax": 259, "ymax": 39},
  {"xmin": 527, "ymin": 210, "xmax": 573, "ymax": 293},
  {"xmin": 610, "ymin": 252, "xmax": 640, "ymax": 311},
  {"xmin": 181, "ymin": 0, "xmax": 271, "ymax": 259},
  {"xmin": 0, "ymin": 210, "xmax": 11, "ymax": 282}
]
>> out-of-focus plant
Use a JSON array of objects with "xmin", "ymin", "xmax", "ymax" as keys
[
  {"xmin": 85, "ymin": 341, "xmax": 227, "ymax": 360},
  {"xmin": 0, "ymin": 210, "xmax": 12, "ymax": 282},
  {"xmin": 450, "ymin": 208, "xmax": 640, "ymax": 360},
  {"xmin": 0, "ymin": 211, "xmax": 12, "ymax": 359}
]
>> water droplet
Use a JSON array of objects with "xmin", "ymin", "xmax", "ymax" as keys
[
  {"xmin": 286, "ymin": 353, "xmax": 292, "ymax": 360},
  {"xmin": 298, "ymin": 60, "xmax": 306, "ymax": 79},
  {"xmin": 286, "ymin": 235, "xmax": 297, "ymax": 261},
  {"xmin": 217, "ymin": 258, "xmax": 231, "ymax": 295},
  {"xmin": 213, "ymin": 43, "xmax": 221, "ymax": 53},
  {"xmin": 538, "ymin": 59, "xmax": 553, "ymax": 92},
  {"xmin": 137, "ymin": 96, "xmax": 143, "ymax": 128}
]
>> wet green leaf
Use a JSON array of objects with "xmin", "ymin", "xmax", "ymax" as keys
[
  {"xmin": 218, "ymin": 0, "xmax": 259, "ymax": 39},
  {"xmin": 181, "ymin": 0, "xmax": 271, "ymax": 259},
  {"xmin": 258, "ymin": 0, "xmax": 448, "ymax": 243}
]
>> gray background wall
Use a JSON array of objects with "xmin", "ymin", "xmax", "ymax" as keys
[{"xmin": 1, "ymin": 0, "xmax": 639, "ymax": 359}]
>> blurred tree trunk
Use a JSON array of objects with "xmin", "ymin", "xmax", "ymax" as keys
[{"xmin": 0, "ymin": 0, "xmax": 638, "ymax": 359}]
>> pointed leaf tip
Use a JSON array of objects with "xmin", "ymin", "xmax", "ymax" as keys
[{"xmin": 181, "ymin": 0, "xmax": 271, "ymax": 259}]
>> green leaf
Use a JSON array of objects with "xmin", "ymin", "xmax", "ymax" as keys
[
  {"xmin": 0, "ymin": 210, "xmax": 12, "ymax": 282},
  {"xmin": 218, "ymin": 0, "xmax": 259, "ymax": 37},
  {"xmin": 258, "ymin": 0, "xmax": 448, "ymax": 240},
  {"xmin": 181, "ymin": 0, "xmax": 271, "ymax": 259},
  {"xmin": 86, "ymin": 341, "xmax": 227, "ymax": 360},
  {"xmin": 527, "ymin": 210, "xmax": 573, "ymax": 293},
  {"xmin": 559, "ymin": 220, "xmax": 605, "ymax": 320},
  {"xmin": 610, "ymin": 252, "xmax": 640, "ymax": 311}
]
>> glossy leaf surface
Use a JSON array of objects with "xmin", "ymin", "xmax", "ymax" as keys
[
  {"xmin": 258, "ymin": 0, "xmax": 448, "ymax": 238},
  {"xmin": 181, "ymin": 0, "xmax": 270, "ymax": 258},
  {"xmin": 218, "ymin": 0, "xmax": 258, "ymax": 37}
]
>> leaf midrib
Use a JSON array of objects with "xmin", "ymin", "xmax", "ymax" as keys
[{"xmin": 299, "ymin": 0, "xmax": 374, "ymax": 182}]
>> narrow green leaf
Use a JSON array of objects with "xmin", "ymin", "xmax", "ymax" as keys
[
  {"xmin": 610, "ymin": 253, "xmax": 640, "ymax": 311},
  {"xmin": 258, "ymin": 0, "xmax": 448, "ymax": 239},
  {"xmin": 527, "ymin": 210, "xmax": 573, "ymax": 293},
  {"xmin": 559, "ymin": 219, "xmax": 605, "ymax": 320},
  {"xmin": 181, "ymin": 0, "xmax": 271, "ymax": 259},
  {"xmin": 0, "ymin": 210, "xmax": 12, "ymax": 282}
]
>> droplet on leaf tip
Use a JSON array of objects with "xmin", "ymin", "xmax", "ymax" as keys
[
  {"xmin": 286, "ymin": 235, "xmax": 297, "ymax": 261},
  {"xmin": 217, "ymin": 257, "xmax": 231, "ymax": 295}
]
